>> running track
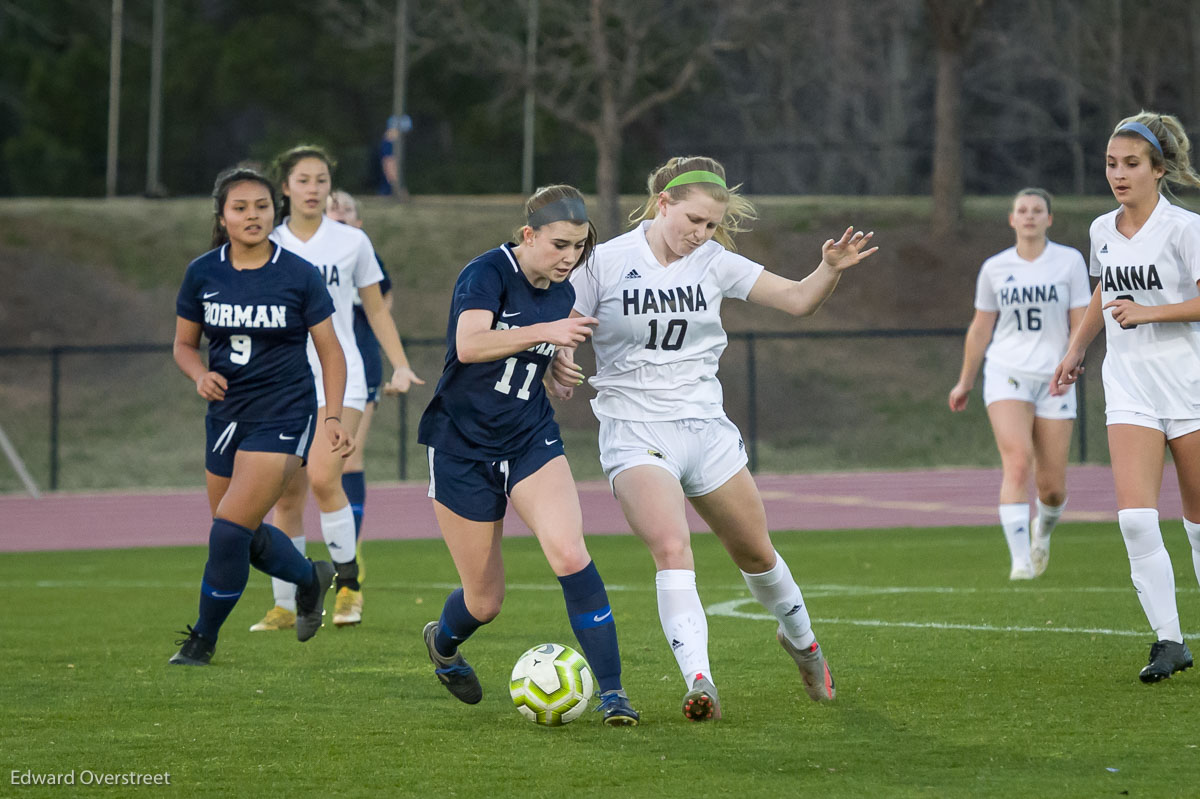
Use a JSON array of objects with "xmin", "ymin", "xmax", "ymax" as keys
[{"xmin": 0, "ymin": 465, "xmax": 1183, "ymax": 553}]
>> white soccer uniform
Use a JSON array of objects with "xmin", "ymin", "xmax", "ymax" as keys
[
  {"xmin": 975, "ymin": 241, "xmax": 1091, "ymax": 377},
  {"xmin": 271, "ymin": 217, "xmax": 384, "ymax": 410},
  {"xmin": 1090, "ymin": 196, "xmax": 1200, "ymax": 423},
  {"xmin": 572, "ymin": 221, "xmax": 764, "ymax": 421},
  {"xmin": 572, "ymin": 222, "xmax": 763, "ymax": 494},
  {"xmin": 974, "ymin": 241, "xmax": 1090, "ymax": 417}
]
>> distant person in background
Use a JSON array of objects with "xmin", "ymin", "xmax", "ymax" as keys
[
  {"xmin": 417, "ymin": 185, "xmax": 640, "ymax": 726},
  {"xmin": 248, "ymin": 145, "xmax": 423, "ymax": 634},
  {"xmin": 948, "ymin": 188, "xmax": 1090, "ymax": 580},
  {"xmin": 1053, "ymin": 111, "xmax": 1200, "ymax": 683},
  {"xmin": 325, "ymin": 188, "xmax": 394, "ymax": 622},
  {"xmin": 379, "ymin": 115, "xmax": 407, "ymax": 199},
  {"xmin": 169, "ymin": 166, "xmax": 345, "ymax": 665},
  {"xmin": 554, "ymin": 156, "xmax": 875, "ymax": 720}
]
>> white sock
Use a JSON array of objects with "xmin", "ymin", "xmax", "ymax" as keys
[
  {"xmin": 320, "ymin": 505, "xmax": 357, "ymax": 565},
  {"xmin": 1036, "ymin": 498, "xmax": 1066, "ymax": 538},
  {"xmin": 655, "ymin": 569, "xmax": 712, "ymax": 688},
  {"xmin": 1184, "ymin": 518, "xmax": 1200, "ymax": 591},
  {"xmin": 272, "ymin": 535, "xmax": 305, "ymax": 612},
  {"xmin": 999, "ymin": 503, "xmax": 1032, "ymax": 568},
  {"xmin": 741, "ymin": 551, "xmax": 816, "ymax": 649},
  {"xmin": 1119, "ymin": 508, "xmax": 1181, "ymax": 643}
]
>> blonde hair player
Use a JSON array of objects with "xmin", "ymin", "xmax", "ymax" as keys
[
  {"xmin": 324, "ymin": 189, "xmax": 394, "ymax": 624},
  {"xmin": 1053, "ymin": 111, "xmax": 1200, "ymax": 683},
  {"xmin": 948, "ymin": 188, "xmax": 1090, "ymax": 579},
  {"xmin": 249, "ymin": 145, "xmax": 424, "ymax": 634},
  {"xmin": 553, "ymin": 156, "xmax": 876, "ymax": 719}
]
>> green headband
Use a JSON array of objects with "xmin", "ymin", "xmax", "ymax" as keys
[{"xmin": 662, "ymin": 170, "xmax": 727, "ymax": 191}]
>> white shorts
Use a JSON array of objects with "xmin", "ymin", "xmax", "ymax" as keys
[
  {"xmin": 309, "ymin": 342, "xmax": 369, "ymax": 412},
  {"xmin": 982, "ymin": 362, "xmax": 1076, "ymax": 419},
  {"xmin": 1106, "ymin": 410, "xmax": 1200, "ymax": 440},
  {"xmin": 597, "ymin": 415, "xmax": 747, "ymax": 498}
]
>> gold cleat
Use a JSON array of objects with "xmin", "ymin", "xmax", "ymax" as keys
[
  {"xmin": 333, "ymin": 586, "xmax": 363, "ymax": 627},
  {"xmin": 249, "ymin": 605, "xmax": 296, "ymax": 632}
]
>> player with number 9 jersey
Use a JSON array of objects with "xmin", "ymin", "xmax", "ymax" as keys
[{"xmin": 176, "ymin": 242, "xmax": 334, "ymax": 423}]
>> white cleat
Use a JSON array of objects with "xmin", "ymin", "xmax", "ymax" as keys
[
  {"xmin": 1009, "ymin": 562, "xmax": 1035, "ymax": 580},
  {"xmin": 1030, "ymin": 517, "xmax": 1050, "ymax": 577}
]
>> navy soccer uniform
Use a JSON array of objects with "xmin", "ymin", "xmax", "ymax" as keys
[
  {"xmin": 176, "ymin": 242, "xmax": 334, "ymax": 475},
  {"xmin": 352, "ymin": 260, "xmax": 392, "ymax": 402},
  {"xmin": 418, "ymin": 244, "xmax": 574, "ymax": 520}
]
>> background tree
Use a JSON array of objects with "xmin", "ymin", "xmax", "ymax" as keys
[{"xmin": 924, "ymin": 0, "xmax": 993, "ymax": 237}]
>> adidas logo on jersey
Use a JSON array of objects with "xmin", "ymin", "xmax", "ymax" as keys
[
  {"xmin": 1004, "ymin": 275, "xmax": 1015, "ymax": 283},
  {"xmin": 624, "ymin": 269, "xmax": 642, "ymax": 279},
  {"xmin": 1100, "ymin": 244, "xmax": 1108, "ymax": 253}
]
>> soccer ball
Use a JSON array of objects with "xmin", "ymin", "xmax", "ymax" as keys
[{"xmin": 509, "ymin": 643, "xmax": 594, "ymax": 726}]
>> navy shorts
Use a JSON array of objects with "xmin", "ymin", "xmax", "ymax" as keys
[
  {"xmin": 426, "ymin": 435, "xmax": 566, "ymax": 522},
  {"xmin": 205, "ymin": 415, "xmax": 315, "ymax": 478},
  {"xmin": 360, "ymin": 343, "xmax": 383, "ymax": 405}
]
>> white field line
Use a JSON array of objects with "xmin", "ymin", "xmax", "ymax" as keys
[
  {"xmin": 6, "ymin": 578, "xmax": 1196, "ymax": 638},
  {"xmin": 705, "ymin": 597, "xmax": 1198, "ymax": 638}
]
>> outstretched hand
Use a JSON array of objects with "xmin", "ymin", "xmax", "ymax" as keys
[
  {"xmin": 383, "ymin": 365, "xmax": 425, "ymax": 395},
  {"xmin": 821, "ymin": 227, "xmax": 878, "ymax": 271}
]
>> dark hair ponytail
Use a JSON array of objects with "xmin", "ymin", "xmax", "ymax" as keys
[
  {"xmin": 211, "ymin": 166, "xmax": 279, "ymax": 248},
  {"xmin": 270, "ymin": 144, "xmax": 337, "ymax": 223}
]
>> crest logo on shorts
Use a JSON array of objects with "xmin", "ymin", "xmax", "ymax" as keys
[
  {"xmin": 647, "ymin": 449, "xmax": 664, "ymax": 459},
  {"xmin": 1008, "ymin": 377, "xmax": 1020, "ymax": 389}
]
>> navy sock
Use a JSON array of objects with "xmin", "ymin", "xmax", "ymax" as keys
[
  {"xmin": 193, "ymin": 518, "xmax": 253, "ymax": 642},
  {"xmin": 342, "ymin": 471, "xmax": 365, "ymax": 539},
  {"xmin": 249, "ymin": 523, "xmax": 317, "ymax": 586},
  {"xmin": 559, "ymin": 560, "xmax": 622, "ymax": 694},
  {"xmin": 434, "ymin": 587, "xmax": 485, "ymax": 657}
]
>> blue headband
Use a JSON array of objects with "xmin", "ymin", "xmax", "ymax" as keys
[
  {"xmin": 527, "ymin": 196, "xmax": 588, "ymax": 228},
  {"xmin": 1117, "ymin": 122, "xmax": 1164, "ymax": 156}
]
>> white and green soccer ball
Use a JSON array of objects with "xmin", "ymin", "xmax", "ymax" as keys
[{"xmin": 509, "ymin": 643, "xmax": 594, "ymax": 726}]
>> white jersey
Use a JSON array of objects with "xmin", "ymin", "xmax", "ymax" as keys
[
  {"xmin": 572, "ymin": 221, "xmax": 764, "ymax": 421},
  {"xmin": 270, "ymin": 216, "xmax": 384, "ymax": 401},
  {"xmin": 1090, "ymin": 195, "xmax": 1200, "ymax": 419},
  {"xmin": 974, "ymin": 241, "xmax": 1090, "ymax": 378}
]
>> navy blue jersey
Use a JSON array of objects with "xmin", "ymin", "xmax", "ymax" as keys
[
  {"xmin": 418, "ymin": 244, "xmax": 574, "ymax": 459},
  {"xmin": 352, "ymin": 259, "xmax": 392, "ymax": 361},
  {"xmin": 176, "ymin": 242, "xmax": 334, "ymax": 422}
]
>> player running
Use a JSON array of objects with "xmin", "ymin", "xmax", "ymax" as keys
[
  {"xmin": 417, "ymin": 185, "xmax": 640, "ymax": 726},
  {"xmin": 1053, "ymin": 111, "xmax": 1200, "ymax": 683},
  {"xmin": 248, "ymin": 146, "xmax": 422, "ymax": 634},
  {"xmin": 553, "ymin": 156, "xmax": 875, "ymax": 719},
  {"xmin": 169, "ymin": 166, "xmax": 348, "ymax": 665},
  {"xmin": 948, "ymin": 188, "xmax": 1090, "ymax": 579}
]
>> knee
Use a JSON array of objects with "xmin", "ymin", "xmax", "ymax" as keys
[
  {"xmin": 468, "ymin": 592, "xmax": 503, "ymax": 624},
  {"xmin": 1040, "ymin": 489, "xmax": 1066, "ymax": 508},
  {"xmin": 308, "ymin": 474, "xmax": 341, "ymax": 505},
  {"xmin": 650, "ymin": 536, "xmax": 693, "ymax": 570},
  {"xmin": 1002, "ymin": 456, "xmax": 1032, "ymax": 485},
  {"xmin": 1118, "ymin": 508, "xmax": 1162, "ymax": 559},
  {"xmin": 544, "ymin": 539, "xmax": 591, "ymax": 577}
]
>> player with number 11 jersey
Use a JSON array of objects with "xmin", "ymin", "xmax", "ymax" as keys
[{"xmin": 419, "ymin": 242, "xmax": 574, "ymax": 458}]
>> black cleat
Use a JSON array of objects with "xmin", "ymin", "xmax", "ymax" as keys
[
  {"xmin": 423, "ymin": 621, "xmax": 483, "ymax": 704},
  {"xmin": 295, "ymin": 560, "xmax": 335, "ymax": 642},
  {"xmin": 1138, "ymin": 639, "xmax": 1193, "ymax": 683},
  {"xmin": 169, "ymin": 625, "xmax": 215, "ymax": 666}
]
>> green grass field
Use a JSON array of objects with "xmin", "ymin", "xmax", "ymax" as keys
[{"xmin": 3, "ymin": 523, "xmax": 1199, "ymax": 797}]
